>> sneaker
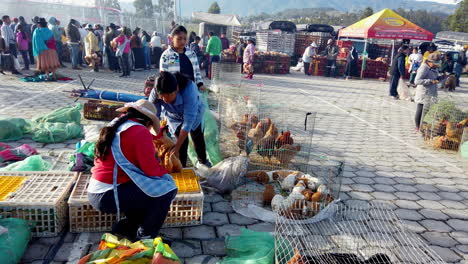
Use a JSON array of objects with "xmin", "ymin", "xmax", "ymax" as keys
[{"xmin": 414, "ymin": 127, "xmax": 420, "ymax": 133}]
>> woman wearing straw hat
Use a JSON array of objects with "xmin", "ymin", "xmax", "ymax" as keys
[
  {"xmin": 149, "ymin": 71, "xmax": 210, "ymax": 168},
  {"xmin": 88, "ymin": 99, "xmax": 177, "ymax": 240}
]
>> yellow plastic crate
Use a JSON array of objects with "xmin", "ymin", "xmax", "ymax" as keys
[
  {"xmin": 0, "ymin": 176, "xmax": 28, "ymax": 201},
  {"xmin": 170, "ymin": 168, "xmax": 200, "ymax": 193}
]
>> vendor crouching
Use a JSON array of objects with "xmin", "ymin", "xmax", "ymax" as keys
[{"xmin": 88, "ymin": 99, "xmax": 177, "ymax": 241}]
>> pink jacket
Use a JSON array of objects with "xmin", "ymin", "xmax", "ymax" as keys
[
  {"xmin": 16, "ymin": 32, "xmax": 29, "ymax": 51},
  {"xmin": 113, "ymin": 35, "xmax": 130, "ymax": 54}
]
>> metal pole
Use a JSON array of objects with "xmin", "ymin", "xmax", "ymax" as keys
[
  {"xmin": 361, "ymin": 38, "xmax": 367, "ymax": 79},
  {"xmin": 390, "ymin": 39, "xmax": 395, "ymax": 67}
]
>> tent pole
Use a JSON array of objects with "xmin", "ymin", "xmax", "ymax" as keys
[
  {"xmin": 361, "ymin": 38, "xmax": 368, "ymax": 79},
  {"xmin": 390, "ymin": 39, "xmax": 395, "ymax": 66}
]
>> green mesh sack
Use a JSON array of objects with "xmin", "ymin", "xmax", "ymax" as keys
[
  {"xmin": 188, "ymin": 92, "xmax": 222, "ymax": 166},
  {"xmin": 0, "ymin": 155, "xmax": 51, "ymax": 171},
  {"xmin": 0, "ymin": 118, "xmax": 31, "ymax": 142},
  {"xmin": 220, "ymin": 229, "xmax": 274, "ymax": 264},
  {"xmin": 33, "ymin": 103, "xmax": 82, "ymax": 124},
  {"xmin": 32, "ymin": 122, "xmax": 82, "ymax": 143},
  {"xmin": 0, "ymin": 218, "xmax": 32, "ymax": 264}
]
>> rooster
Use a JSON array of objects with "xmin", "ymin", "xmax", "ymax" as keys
[
  {"xmin": 276, "ymin": 130, "xmax": 294, "ymax": 149},
  {"xmin": 230, "ymin": 114, "xmax": 249, "ymax": 134},
  {"xmin": 236, "ymin": 129, "xmax": 253, "ymax": 155},
  {"xmin": 248, "ymin": 122, "xmax": 265, "ymax": 145},
  {"xmin": 250, "ymin": 115, "xmax": 259, "ymax": 129},
  {"xmin": 256, "ymin": 123, "xmax": 278, "ymax": 162},
  {"xmin": 273, "ymin": 144, "xmax": 301, "ymax": 166}
]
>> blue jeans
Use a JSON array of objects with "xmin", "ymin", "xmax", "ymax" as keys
[
  {"xmin": 454, "ymin": 64, "xmax": 463, "ymax": 87},
  {"xmin": 389, "ymin": 73, "xmax": 401, "ymax": 97},
  {"xmin": 143, "ymin": 46, "xmax": 150, "ymax": 68},
  {"xmin": 325, "ymin": 59, "xmax": 336, "ymax": 77},
  {"xmin": 19, "ymin": 50, "xmax": 29, "ymax": 69},
  {"xmin": 8, "ymin": 44, "xmax": 17, "ymax": 58},
  {"xmin": 68, "ymin": 43, "xmax": 80, "ymax": 68}
]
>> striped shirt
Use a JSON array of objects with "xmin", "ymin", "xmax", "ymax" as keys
[
  {"xmin": 160, "ymin": 46, "xmax": 204, "ymax": 87},
  {"xmin": 1, "ymin": 24, "xmax": 15, "ymax": 45}
]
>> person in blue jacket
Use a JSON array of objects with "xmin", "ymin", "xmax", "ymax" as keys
[{"xmin": 149, "ymin": 71, "xmax": 210, "ymax": 167}]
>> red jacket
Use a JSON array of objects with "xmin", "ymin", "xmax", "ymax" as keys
[{"xmin": 92, "ymin": 122, "xmax": 168, "ymax": 184}]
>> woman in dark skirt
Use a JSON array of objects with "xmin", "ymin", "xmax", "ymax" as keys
[
  {"xmin": 345, "ymin": 46, "xmax": 358, "ymax": 80},
  {"xmin": 130, "ymin": 28, "xmax": 145, "ymax": 70}
]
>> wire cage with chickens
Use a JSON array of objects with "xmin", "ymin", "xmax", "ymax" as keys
[
  {"xmin": 210, "ymin": 62, "xmax": 243, "ymax": 93},
  {"xmin": 274, "ymin": 202, "xmax": 445, "ymax": 264},
  {"xmin": 419, "ymin": 95, "xmax": 468, "ymax": 151},
  {"xmin": 231, "ymin": 154, "xmax": 344, "ymax": 223}
]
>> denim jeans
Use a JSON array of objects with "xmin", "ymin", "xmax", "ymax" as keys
[
  {"xmin": 19, "ymin": 50, "xmax": 29, "ymax": 69},
  {"xmin": 389, "ymin": 73, "xmax": 401, "ymax": 97},
  {"xmin": 8, "ymin": 44, "xmax": 17, "ymax": 58},
  {"xmin": 325, "ymin": 59, "xmax": 336, "ymax": 77},
  {"xmin": 143, "ymin": 46, "xmax": 150, "ymax": 68},
  {"xmin": 68, "ymin": 43, "xmax": 80, "ymax": 68},
  {"xmin": 88, "ymin": 181, "xmax": 176, "ymax": 240},
  {"xmin": 118, "ymin": 53, "xmax": 130, "ymax": 76}
]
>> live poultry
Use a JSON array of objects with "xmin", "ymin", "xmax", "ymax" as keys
[
  {"xmin": 229, "ymin": 114, "xmax": 249, "ymax": 134},
  {"xmin": 276, "ymin": 130, "xmax": 294, "ymax": 148},
  {"xmin": 248, "ymin": 122, "xmax": 265, "ymax": 145},
  {"xmin": 236, "ymin": 129, "xmax": 253, "ymax": 155},
  {"xmin": 273, "ymin": 144, "xmax": 301, "ymax": 166},
  {"xmin": 256, "ymin": 123, "xmax": 278, "ymax": 162},
  {"xmin": 250, "ymin": 115, "xmax": 259, "ymax": 129},
  {"xmin": 153, "ymin": 126, "xmax": 183, "ymax": 173}
]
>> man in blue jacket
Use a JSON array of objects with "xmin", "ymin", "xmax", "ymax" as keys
[{"xmin": 389, "ymin": 45, "xmax": 409, "ymax": 100}]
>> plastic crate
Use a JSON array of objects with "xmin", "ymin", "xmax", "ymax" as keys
[
  {"xmin": 83, "ymin": 101, "xmax": 123, "ymax": 121},
  {"xmin": 171, "ymin": 168, "xmax": 201, "ymax": 193},
  {"xmin": 0, "ymin": 176, "xmax": 28, "ymax": 201},
  {"xmin": 0, "ymin": 172, "xmax": 77, "ymax": 237},
  {"xmin": 69, "ymin": 173, "xmax": 204, "ymax": 232}
]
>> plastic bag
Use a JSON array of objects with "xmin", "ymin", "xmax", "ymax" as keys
[
  {"xmin": 188, "ymin": 92, "xmax": 223, "ymax": 167},
  {"xmin": 0, "ymin": 155, "xmax": 51, "ymax": 171},
  {"xmin": 199, "ymin": 156, "xmax": 249, "ymax": 194},
  {"xmin": 32, "ymin": 122, "xmax": 82, "ymax": 143},
  {"xmin": 0, "ymin": 144, "xmax": 37, "ymax": 167},
  {"xmin": 0, "ymin": 218, "xmax": 32, "ymax": 264},
  {"xmin": 69, "ymin": 141, "xmax": 95, "ymax": 172},
  {"xmin": 397, "ymin": 79, "xmax": 411, "ymax": 101},
  {"xmin": 0, "ymin": 118, "xmax": 30, "ymax": 142},
  {"xmin": 220, "ymin": 229, "xmax": 274, "ymax": 264},
  {"xmin": 33, "ymin": 103, "xmax": 82, "ymax": 124}
]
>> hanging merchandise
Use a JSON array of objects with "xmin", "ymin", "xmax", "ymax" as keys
[
  {"xmin": 188, "ymin": 92, "xmax": 223, "ymax": 167},
  {"xmin": 0, "ymin": 218, "xmax": 33, "ymax": 264},
  {"xmin": 220, "ymin": 229, "xmax": 275, "ymax": 264},
  {"xmin": 0, "ymin": 155, "xmax": 51, "ymax": 171}
]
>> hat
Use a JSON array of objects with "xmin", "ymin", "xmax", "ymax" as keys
[
  {"xmin": 427, "ymin": 53, "xmax": 441, "ymax": 66},
  {"xmin": 38, "ymin": 18, "xmax": 47, "ymax": 26},
  {"xmin": 85, "ymin": 24, "xmax": 93, "ymax": 30},
  {"xmin": 116, "ymin": 99, "xmax": 160, "ymax": 134},
  {"xmin": 311, "ymin": 42, "xmax": 318, "ymax": 48},
  {"xmin": 32, "ymin": 16, "xmax": 39, "ymax": 23}
]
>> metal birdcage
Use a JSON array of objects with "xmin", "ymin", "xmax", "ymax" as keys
[
  {"xmin": 275, "ymin": 202, "xmax": 445, "ymax": 264},
  {"xmin": 420, "ymin": 94, "xmax": 468, "ymax": 151},
  {"xmin": 211, "ymin": 62, "xmax": 243, "ymax": 93}
]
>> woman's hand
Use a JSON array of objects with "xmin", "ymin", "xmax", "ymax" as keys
[{"xmin": 171, "ymin": 145, "xmax": 180, "ymax": 158}]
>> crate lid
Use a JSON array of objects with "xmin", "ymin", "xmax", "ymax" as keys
[
  {"xmin": 170, "ymin": 168, "xmax": 201, "ymax": 193},
  {"xmin": 0, "ymin": 172, "xmax": 77, "ymax": 205},
  {"xmin": 0, "ymin": 176, "xmax": 28, "ymax": 201}
]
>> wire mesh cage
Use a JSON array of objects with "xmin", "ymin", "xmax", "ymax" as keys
[
  {"xmin": 275, "ymin": 202, "xmax": 445, "ymax": 264},
  {"xmin": 420, "ymin": 95, "xmax": 468, "ymax": 151},
  {"xmin": 460, "ymin": 128, "xmax": 468, "ymax": 159},
  {"xmin": 231, "ymin": 154, "xmax": 344, "ymax": 222},
  {"xmin": 210, "ymin": 62, "xmax": 243, "ymax": 93}
]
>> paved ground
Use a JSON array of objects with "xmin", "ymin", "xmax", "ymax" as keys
[{"xmin": 0, "ymin": 64, "xmax": 467, "ymax": 264}]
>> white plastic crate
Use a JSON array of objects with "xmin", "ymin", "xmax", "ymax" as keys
[
  {"xmin": 0, "ymin": 171, "xmax": 77, "ymax": 237},
  {"xmin": 68, "ymin": 173, "xmax": 204, "ymax": 232}
]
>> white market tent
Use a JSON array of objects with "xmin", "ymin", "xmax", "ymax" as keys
[{"xmin": 191, "ymin": 12, "xmax": 241, "ymax": 26}]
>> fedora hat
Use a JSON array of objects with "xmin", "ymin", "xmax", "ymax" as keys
[
  {"xmin": 427, "ymin": 53, "xmax": 441, "ymax": 67},
  {"xmin": 116, "ymin": 99, "xmax": 160, "ymax": 134}
]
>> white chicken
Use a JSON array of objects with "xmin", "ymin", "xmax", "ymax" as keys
[{"xmin": 281, "ymin": 174, "xmax": 297, "ymax": 191}]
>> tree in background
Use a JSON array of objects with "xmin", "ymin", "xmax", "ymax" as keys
[
  {"xmin": 134, "ymin": 0, "xmax": 154, "ymax": 17},
  {"xmin": 360, "ymin": 7, "xmax": 374, "ymax": 20},
  {"xmin": 95, "ymin": 0, "xmax": 121, "ymax": 10},
  {"xmin": 447, "ymin": 0, "xmax": 467, "ymax": 32},
  {"xmin": 208, "ymin": 2, "xmax": 221, "ymax": 14},
  {"xmin": 155, "ymin": 0, "xmax": 175, "ymax": 22}
]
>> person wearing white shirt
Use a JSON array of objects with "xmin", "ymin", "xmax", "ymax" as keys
[
  {"xmin": 302, "ymin": 42, "xmax": 317, "ymax": 75},
  {"xmin": 150, "ymin": 31, "xmax": 162, "ymax": 68},
  {"xmin": 408, "ymin": 47, "xmax": 423, "ymax": 85}
]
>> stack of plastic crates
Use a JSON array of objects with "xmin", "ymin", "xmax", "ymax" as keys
[
  {"xmin": 420, "ymin": 95, "xmax": 468, "ymax": 151},
  {"xmin": 275, "ymin": 202, "xmax": 445, "ymax": 264},
  {"xmin": 0, "ymin": 172, "xmax": 77, "ymax": 237},
  {"xmin": 68, "ymin": 169, "xmax": 204, "ymax": 232}
]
